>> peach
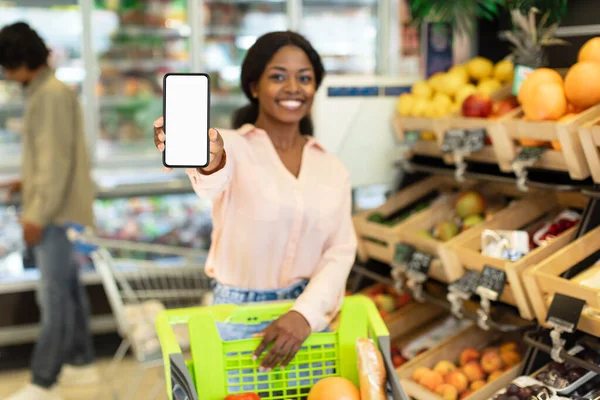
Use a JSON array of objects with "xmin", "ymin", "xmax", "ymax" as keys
[
  {"xmin": 434, "ymin": 360, "xmax": 458, "ymax": 376},
  {"xmin": 436, "ymin": 383, "xmax": 459, "ymax": 400},
  {"xmin": 420, "ymin": 370, "xmax": 445, "ymax": 392},
  {"xmin": 481, "ymin": 351, "xmax": 503, "ymax": 374},
  {"xmin": 459, "ymin": 348, "xmax": 481, "ymax": 366},
  {"xmin": 412, "ymin": 367, "xmax": 430, "ymax": 383},
  {"xmin": 462, "ymin": 362, "xmax": 485, "ymax": 382},
  {"xmin": 499, "ymin": 342, "xmax": 518, "ymax": 354},
  {"xmin": 445, "ymin": 371, "xmax": 469, "ymax": 394},
  {"xmin": 470, "ymin": 380, "xmax": 486, "ymax": 391},
  {"xmin": 500, "ymin": 350, "xmax": 521, "ymax": 367},
  {"xmin": 488, "ymin": 370, "xmax": 504, "ymax": 382},
  {"xmin": 482, "ymin": 347, "xmax": 499, "ymax": 355}
]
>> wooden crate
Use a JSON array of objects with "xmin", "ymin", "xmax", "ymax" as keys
[
  {"xmin": 523, "ymin": 225, "xmax": 600, "ymax": 337},
  {"xmin": 441, "ymin": 85, "xmax": 521, "ymax": 172},
  {"xmin": 578, "ymin": 115, "xmax": 600, "ymax": 184},
  {"xmin": 353, "ymin": 176, "xmax": 475, "ymax": 264},
  {"xmin": 495, "ymin": 104, "xmax": 600, "ymax": 180},
  {"xmin": 393, "ymin": 115, "xmax": 448, "ymax": 159},
  {"xmin": 451, "ymin": 192, "xmax": 588, "ymax": 320},
  {"xmin": 397, "ymin": 324, "xmax": 524, "ymax": 400},
  {"xmin": 398, "ymin": 182, "xmax": 533, "ymax": 284},
  {"xmin": 359, "ymin": 284, "xmax": 447, "ymax": 340}
]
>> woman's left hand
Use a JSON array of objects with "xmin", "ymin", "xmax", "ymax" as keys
[{"xmin": 253, "ymin": 311, "xmax": 311, "ymax": 370}]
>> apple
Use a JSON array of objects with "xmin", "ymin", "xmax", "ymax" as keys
[
  {"xmin": 375, "ymin": 294, "xmax": 396, "ymax": 312},
  {"xmin": 492, "ymin": 96, "xmax": 519, "ymax": 117},
  {"xmin": 462, "ymin": 93, "xmax": 493, "ymax": 118},
  {"xmin": 455, "ymin": 191, "xmax": 486, "ymax": 219}
]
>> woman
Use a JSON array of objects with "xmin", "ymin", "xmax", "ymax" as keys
[{"xmin": 153, "ymin": 31, "xmax": 357, "ymax": 371}]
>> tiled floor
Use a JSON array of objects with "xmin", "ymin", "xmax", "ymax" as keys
[{"xmin": 0, "ymin": 356, "xmax": 168, "ymax": 399}]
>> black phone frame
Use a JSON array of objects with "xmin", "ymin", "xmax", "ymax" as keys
[{"xmin": 162, "ymin": 72, "xmax": 211, "ymax": 169}]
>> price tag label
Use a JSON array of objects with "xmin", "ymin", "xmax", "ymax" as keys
[
  {"xmin": 441, "ymin": 129, "xmax": 466, "ymax": 153},
  {"xmin": 449, "ymin": 270, "xmax": 481, "ymax": 297},
  {"xmin": 546, "ymin": 293, "xmax": 586, "ymax": 332},
  {"xmin": 476, "ymin": 265, "xmax": 506, "ymax": 299},
  {"xmin": 393, "ymin": 242, "xmax": 415, "ymax": 266},
  {"xmin": 406, "ymin": 251, "xmax": 433, "ymax": 276},
  {"xmin": 513, "ymin": 146, "xmax": 546, "ymax": 165},
  {"xmin": 463, "ymin": 128, "xmax": 486, "ymax": 153}
]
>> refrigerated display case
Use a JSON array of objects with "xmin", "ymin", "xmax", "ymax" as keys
[{"xmin": 300, "ymin": 0, "xmax": 378, "ymax": 75}]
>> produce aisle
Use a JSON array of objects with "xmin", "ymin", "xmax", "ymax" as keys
[{"xmin": 346, "ymin": 12, "xmax": 600, "ymax": 399}]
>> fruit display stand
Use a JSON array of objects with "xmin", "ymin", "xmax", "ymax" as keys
[
  {"xmin": 450, "ymin": 192, "xmax": 588, "ymax": 321},
  {"xmin": 397, "ymin": 324, "xmax": 524, "ymax": 400},
  {"xmin": 523, "ymin": 224, "xmax": 600, "ymax": 337},
  {"xmin": 396, "ymin": 182, "xmax": 533, "ymax": 284},
  {"xmin": 360, "ymin": 283, "xmax": 447, "ymax": 341},
  {"xmin": 353, "ymin": 175, "xmax": 476, "ymax": 265},
  {"xmin": 439, "ymin": 85, "xmax": 522, "ymax": 173},
  {"xmin": 578, "ymin": 115, "xmax": 600, "ymax": 184},
  {"xmin": 496, "ymin": 104, "xmax": 600, "ymax": 183},
  {"xmin": 392, "ymin": 113, "xmax": 447, "ymax": 160}
]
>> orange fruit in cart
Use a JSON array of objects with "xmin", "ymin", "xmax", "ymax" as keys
[
  {"xmin": 578, "ymin": 37, "xmax": 600, "ymax": 64},
  {"xmin": 564, "ymin": 62, "xmax": 600, "ymax": 109},
  {"xmin": 307, "ymin": 377, "xmax": 360, "ymax": 400}
]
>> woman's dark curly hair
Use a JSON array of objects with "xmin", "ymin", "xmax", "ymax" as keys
[
  {"xmin": 232, "ymin": 31, "xmax": 325, "ymax": 136},
  {"xmin": 0, "ymin": 22, "xmax": 49, "ymax": 70}
]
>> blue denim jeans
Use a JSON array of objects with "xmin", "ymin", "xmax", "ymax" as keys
[
  {"xmin": 31, "ymin": 225, "xmax": 95, "ymax": 388},
  {"xmin": 212, "ymin": 280, "xmax": 310, "ymax": 341}
]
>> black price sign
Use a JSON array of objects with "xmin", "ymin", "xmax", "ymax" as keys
[
  {"xmin": 477, "ymin": 265, "xmax": 506, "ymax": 297},
  {"xmin": 513, "ymin": 146, "xmax": 546, "ymax": 164},
  {"xmin": 449, "ymin": 270, "xmax": 481, "ymax": 296},
  {"xmin": 441, "ymin": 129, "xmax": 466, "ymax": 153},
  {"xmin": 463, "ymin": 128, "xmax": 486, "ymax": 153},
  {"xmin": 394, "ymin": 242, "xmax": 415, "ymax": 265},
  {"xmin": 406, "ymin": 251, "xmax": 433, "ymax": 276},
  {"xmin": 441, "ymin": 128, "xmax": 486, "ymax": 154},
  {"xmin": 546, "ymin": 293, "xmax": 586, "ymax": 331}
]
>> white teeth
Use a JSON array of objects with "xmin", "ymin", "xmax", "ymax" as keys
[{"xmin": 278, "ymin": 100, "xmax": 302, "ymax": 110}]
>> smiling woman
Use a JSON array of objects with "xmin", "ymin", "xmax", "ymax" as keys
[{"xmin": 153, "ymin": 31, "xmax": 357, "ymax": 372}]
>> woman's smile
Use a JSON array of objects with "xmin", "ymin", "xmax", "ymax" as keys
[{"xmin": 276, "ymin": 99, "xmax": 305, "ymax": 111}]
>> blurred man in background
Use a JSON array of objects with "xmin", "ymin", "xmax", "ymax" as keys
[{"xmin": 0, "ymin": 22, "xmax": 98, "ymax": 400}]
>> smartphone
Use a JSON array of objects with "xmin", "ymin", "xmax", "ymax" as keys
[{"xmin": 162, "ymin": 73, "xmax": 210, "ymax": 168}]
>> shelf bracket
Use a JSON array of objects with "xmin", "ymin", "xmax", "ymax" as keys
[
  {"xmin": 476, "ymin": 287, "xmax": 498, "ymax": 331},
  {"xmin": 447, "ymin": 290, "xmax": 469, "ymax": 319},
  {"xmin": 405, "ymin": 269, "xmax": 427, "ymax": 303}
]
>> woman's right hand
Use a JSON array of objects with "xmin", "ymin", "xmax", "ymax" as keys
[{"xmin": 153, "ymin": 116, "xmax": 225, "ymax": 173}]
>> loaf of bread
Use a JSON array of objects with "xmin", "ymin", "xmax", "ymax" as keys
[{"xmin": 356, "ymin": 337, "xmax": 388, "ymax": 400}]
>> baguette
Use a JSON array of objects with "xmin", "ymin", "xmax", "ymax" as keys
[{"xmin": 356, "ymin": 337, "xmax": 388, "ymax": 400}]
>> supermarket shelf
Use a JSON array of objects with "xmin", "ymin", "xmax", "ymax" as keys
[
  {"xmin": 0, "ymin": 315, "xmax": 116, "ymax": 347},
  {"xmin": 99, "ymin": 59, "xmax": 190, "ymax": 71},
  {"xmin": 114, "ymin": 25, "xmax": 191, "ymax": 38}
]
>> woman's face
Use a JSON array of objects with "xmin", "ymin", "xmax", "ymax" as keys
[{"xmin": 252, "ymin": 45, "xmax": 316, "ymax": 126}]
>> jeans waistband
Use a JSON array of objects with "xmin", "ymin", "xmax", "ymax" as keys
[{"xmin": 212, "ymin": 279, "xmax": 309, "ymax": 304}]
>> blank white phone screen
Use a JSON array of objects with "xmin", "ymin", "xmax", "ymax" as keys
[{"xmin": 164, "ymin": 74, "xmax": 209, "ymax": 167}]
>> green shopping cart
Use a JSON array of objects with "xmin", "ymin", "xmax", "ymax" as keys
[{"xmin": 156, "ymin": 295, "xmax": 409, "ymax": 400}]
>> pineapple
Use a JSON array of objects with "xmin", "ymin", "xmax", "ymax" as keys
[{"xmin": 502, "ymin": 7, "xmax": 569, "ymax": 69}]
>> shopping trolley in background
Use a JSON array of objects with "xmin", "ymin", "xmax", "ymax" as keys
[{"xmin": 66, "ymin": 224, "xmax": 213, "ymax": 400}]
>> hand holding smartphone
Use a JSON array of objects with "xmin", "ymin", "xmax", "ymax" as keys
[{"xmin": 154, "ymin": 73, "xmax": 225, "ymax": 172}]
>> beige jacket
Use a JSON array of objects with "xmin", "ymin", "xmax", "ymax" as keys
[{"xmin": 20, "ymin": 68, "xmax": 95, "ymax": 228}]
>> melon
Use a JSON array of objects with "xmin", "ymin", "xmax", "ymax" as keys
[
  {"xmin": 564, "ymin": 62, "xmax": 600, "ymax": 109},
  {"xmin": 307, "ymin": 377, "xmax": 360, "ymax": 400},
  {"xmin": 578, "ymin": 37, "xmax": 600, "ymax": 64}
]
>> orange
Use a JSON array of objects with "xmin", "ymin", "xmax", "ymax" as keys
[
  {"xmin": 578, "ymin": 37, "xmax": 600, "ymax": 64},
  {"xmin": 517, "ymin": 68, "xmax": 563, "ymax": 105},
  {"xmin": 564, "ymin": 62, "xmax": 600, "ymax": 109},
  {"xmin": 522, "ymin": 82, "xmax": 567, "ymax": 121}
]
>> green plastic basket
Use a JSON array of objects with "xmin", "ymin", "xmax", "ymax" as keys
[{"xmin": 156, "ymin": 295, "xmax": 409, "ymax": 400}]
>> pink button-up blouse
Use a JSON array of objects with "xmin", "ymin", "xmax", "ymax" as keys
[{"xmin": 185, "ymin": 123, "xmax": 357, "ymax": 332}]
